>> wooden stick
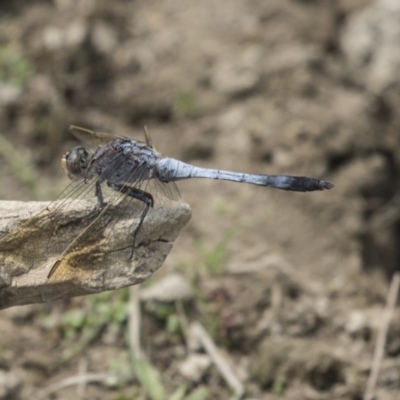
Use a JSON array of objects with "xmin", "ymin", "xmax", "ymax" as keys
[
  {"xmin": 0, "ymin": 200, "xmax": 191, "ymax": 309},
  {"xmin": 364, "ymin": 272, "xmax": 400, "ymax": 400},
  {"xmin": 128, "ymin": 285, "xmax": 144, "ymax": 360},
  {"xmin": 32, "ymin": 372, "xmax": 122, "ymax": 400},
  {"xmin": 190, "ymin": 322, "xmax": 245, "ymax": 398}
]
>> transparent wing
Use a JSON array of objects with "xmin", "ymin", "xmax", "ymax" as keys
[
  {"xmin": 0, "ymin": 146, "xmax": 125, "ymax": 267},
  {"xmin": 152, "ymin": 178, "xmax": 180, "ymax": 203},
  {"xmin": 69, "ymin": 125, "xmax": 125, "ymax": 149}
]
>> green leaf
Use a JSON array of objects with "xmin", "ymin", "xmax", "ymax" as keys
[
  {"xmin": 167, "ymin": 314, "xmax": 181, "ymax": 334},
  {"xmin": 168, "ymin": 385, "xmax": 187, "ymax": 400},
  {"xmin": 133, "ymin": 359, "xmax": 165, "ymax": 400},
  {"xmin": 185, "ymin": 387, "xmax": 210, "ymax": 400},
  {"xmin": 61, "ymin": 309, "xmax": 86, "ymax": 329}
]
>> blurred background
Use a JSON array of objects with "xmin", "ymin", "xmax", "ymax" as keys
[{"xmin": 1, "ymin": 0, "xmax": 400, "ymax": 399}]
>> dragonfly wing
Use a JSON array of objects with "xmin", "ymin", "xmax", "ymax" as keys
[
  {"xmin": 0, "ymin": 146, "xmax": 134, "ymax": 280},
  {"xmin": 152, "ymin": 179, "xmax": 180, "ymax": 202},
  {"xmin": 69, "ymin": 125, "xmax": 124, "ymax": 148}
]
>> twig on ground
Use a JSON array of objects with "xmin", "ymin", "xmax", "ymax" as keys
[
  {"xmin": 76, "ymin": 357, "xmax": 88, "ymax": 398},
  {"xmin": 176, "ymin": 299, "xmax": 191, "ymax": 350},
  {"xmin": 128, "ymin": 285, "xmax": 144, "ymax": 360},
  {"xmin": 190, "ymin": 321, "xmax": 245, "ymax": 399},
  {"xmin": 364, "ymin": 272, "xmax": 400, "ymax": 400},
  {"xmin": 32, "ymin": 372, "xmax": 121, "ymax": 400}
]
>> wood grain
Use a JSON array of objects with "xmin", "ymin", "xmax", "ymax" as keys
[{"xmin": 0, "ymin": 199, "xmax": 191, "ymax": 309}]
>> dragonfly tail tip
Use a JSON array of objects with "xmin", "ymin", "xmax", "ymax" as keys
[{"xmin": 321, "ymin": 181, "xmax": 335, "ymax": 190}]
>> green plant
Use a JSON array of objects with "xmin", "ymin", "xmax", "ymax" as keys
[
  {"xmin": 173, "ymin": 90, "xmax": 195, "ymax": 117},
  {"xmin": 273, "ymin": 379, "xmax": 286, "ymax": 396},
  {"xmin": 197, "ymin": 232, "xmax": 235, "ymax": 277},
  {"xmin": 145, "ymin": 302, "xmax": 183, "ymax": 337},
  {"xmin": 0, "ymin": 46, "xmax": 33, "ymax": 86},
  {"xmin": 41, "ymin": 289, "xmax": 209, "ymax": 399},
  {"xmin": 132, "ymin": 358, "xmax": 211, "ymax": 400},
  {"xmin": 40, "ymin": 289, "xmax": 130, "ymax": 363}
]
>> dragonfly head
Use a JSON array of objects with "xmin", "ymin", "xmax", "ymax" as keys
[{"xmin": 61, "ymin": 146, "xmax": 91, "ymax": 180}]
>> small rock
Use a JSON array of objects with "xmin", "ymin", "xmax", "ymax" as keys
[
  {"xmin": 42, "ymin": 26, "xmax": 64, "ymax": 50},
  {"xmin": 345, "ymin": 310, "xmax": 369, "ymax": 338},
  {"xmin": 178, "ymin": 354, "xmax": 211, "ymax": 382},
  {"xmin": 0, "ymin": 370, "xmax": 21, "ymax": 400},
  {"xmin": 0, "ymin": 84, "xmax": 21, "ymax": 105},
  {"xmin": 140, "ymin": 273, "xmax": 193, "ymax": 302},
  {"xmin": 91, "ymin": 22, "xmax": 117, "ymax": 54},
  {"xmin": 186, "ymin": 325, "xmax": 203, "ymax": 352},
  {"xmin": 65, "ymin": 21, "xmax": 87, "ymax": 47}
]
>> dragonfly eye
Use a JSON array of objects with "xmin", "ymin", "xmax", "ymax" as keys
[
  {"xmin": 61, "ymin": 146, "xmax": 91, "ymax": 180},
  {"xmin": 79, "ymin": 148, "xmax": 90, "ymax": 170}
]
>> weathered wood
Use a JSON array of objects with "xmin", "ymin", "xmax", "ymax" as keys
[{"xmin": 0, "ymin": 199, "xmax": 191, "ymax": 309}]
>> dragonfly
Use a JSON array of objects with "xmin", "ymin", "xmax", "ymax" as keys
[{"xmin": 0, "ymin": 126, "xmax": 334, "ymax": 281}]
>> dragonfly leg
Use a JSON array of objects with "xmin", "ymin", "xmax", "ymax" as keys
[
  {"xmin": 95, "ymin": 180, "xmax": 106, "ymax": 209},
  {"xmin": 107, "ymin": 182, "xmax": 154, "ymax": 258},
  {"xmin": 80, "ymin": 180, "xmax": 106, "ymax": 222}
]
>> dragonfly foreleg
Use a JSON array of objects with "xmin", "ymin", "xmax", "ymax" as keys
[
  {"xmin": 80, "ymin": 180, "xmax": 106, "ymax": 221},
  {"xmin": 95, "ymin": 180, "xmax": 106, "ymax": 209},
  {"xmin": 107, "ymin": 182, "xmax": 154, "ymax": 259}
]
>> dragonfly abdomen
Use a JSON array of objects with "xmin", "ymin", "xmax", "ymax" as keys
[{"xmin": 156, "ymin": 158, "xmax": 333, "ymax": 192}]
